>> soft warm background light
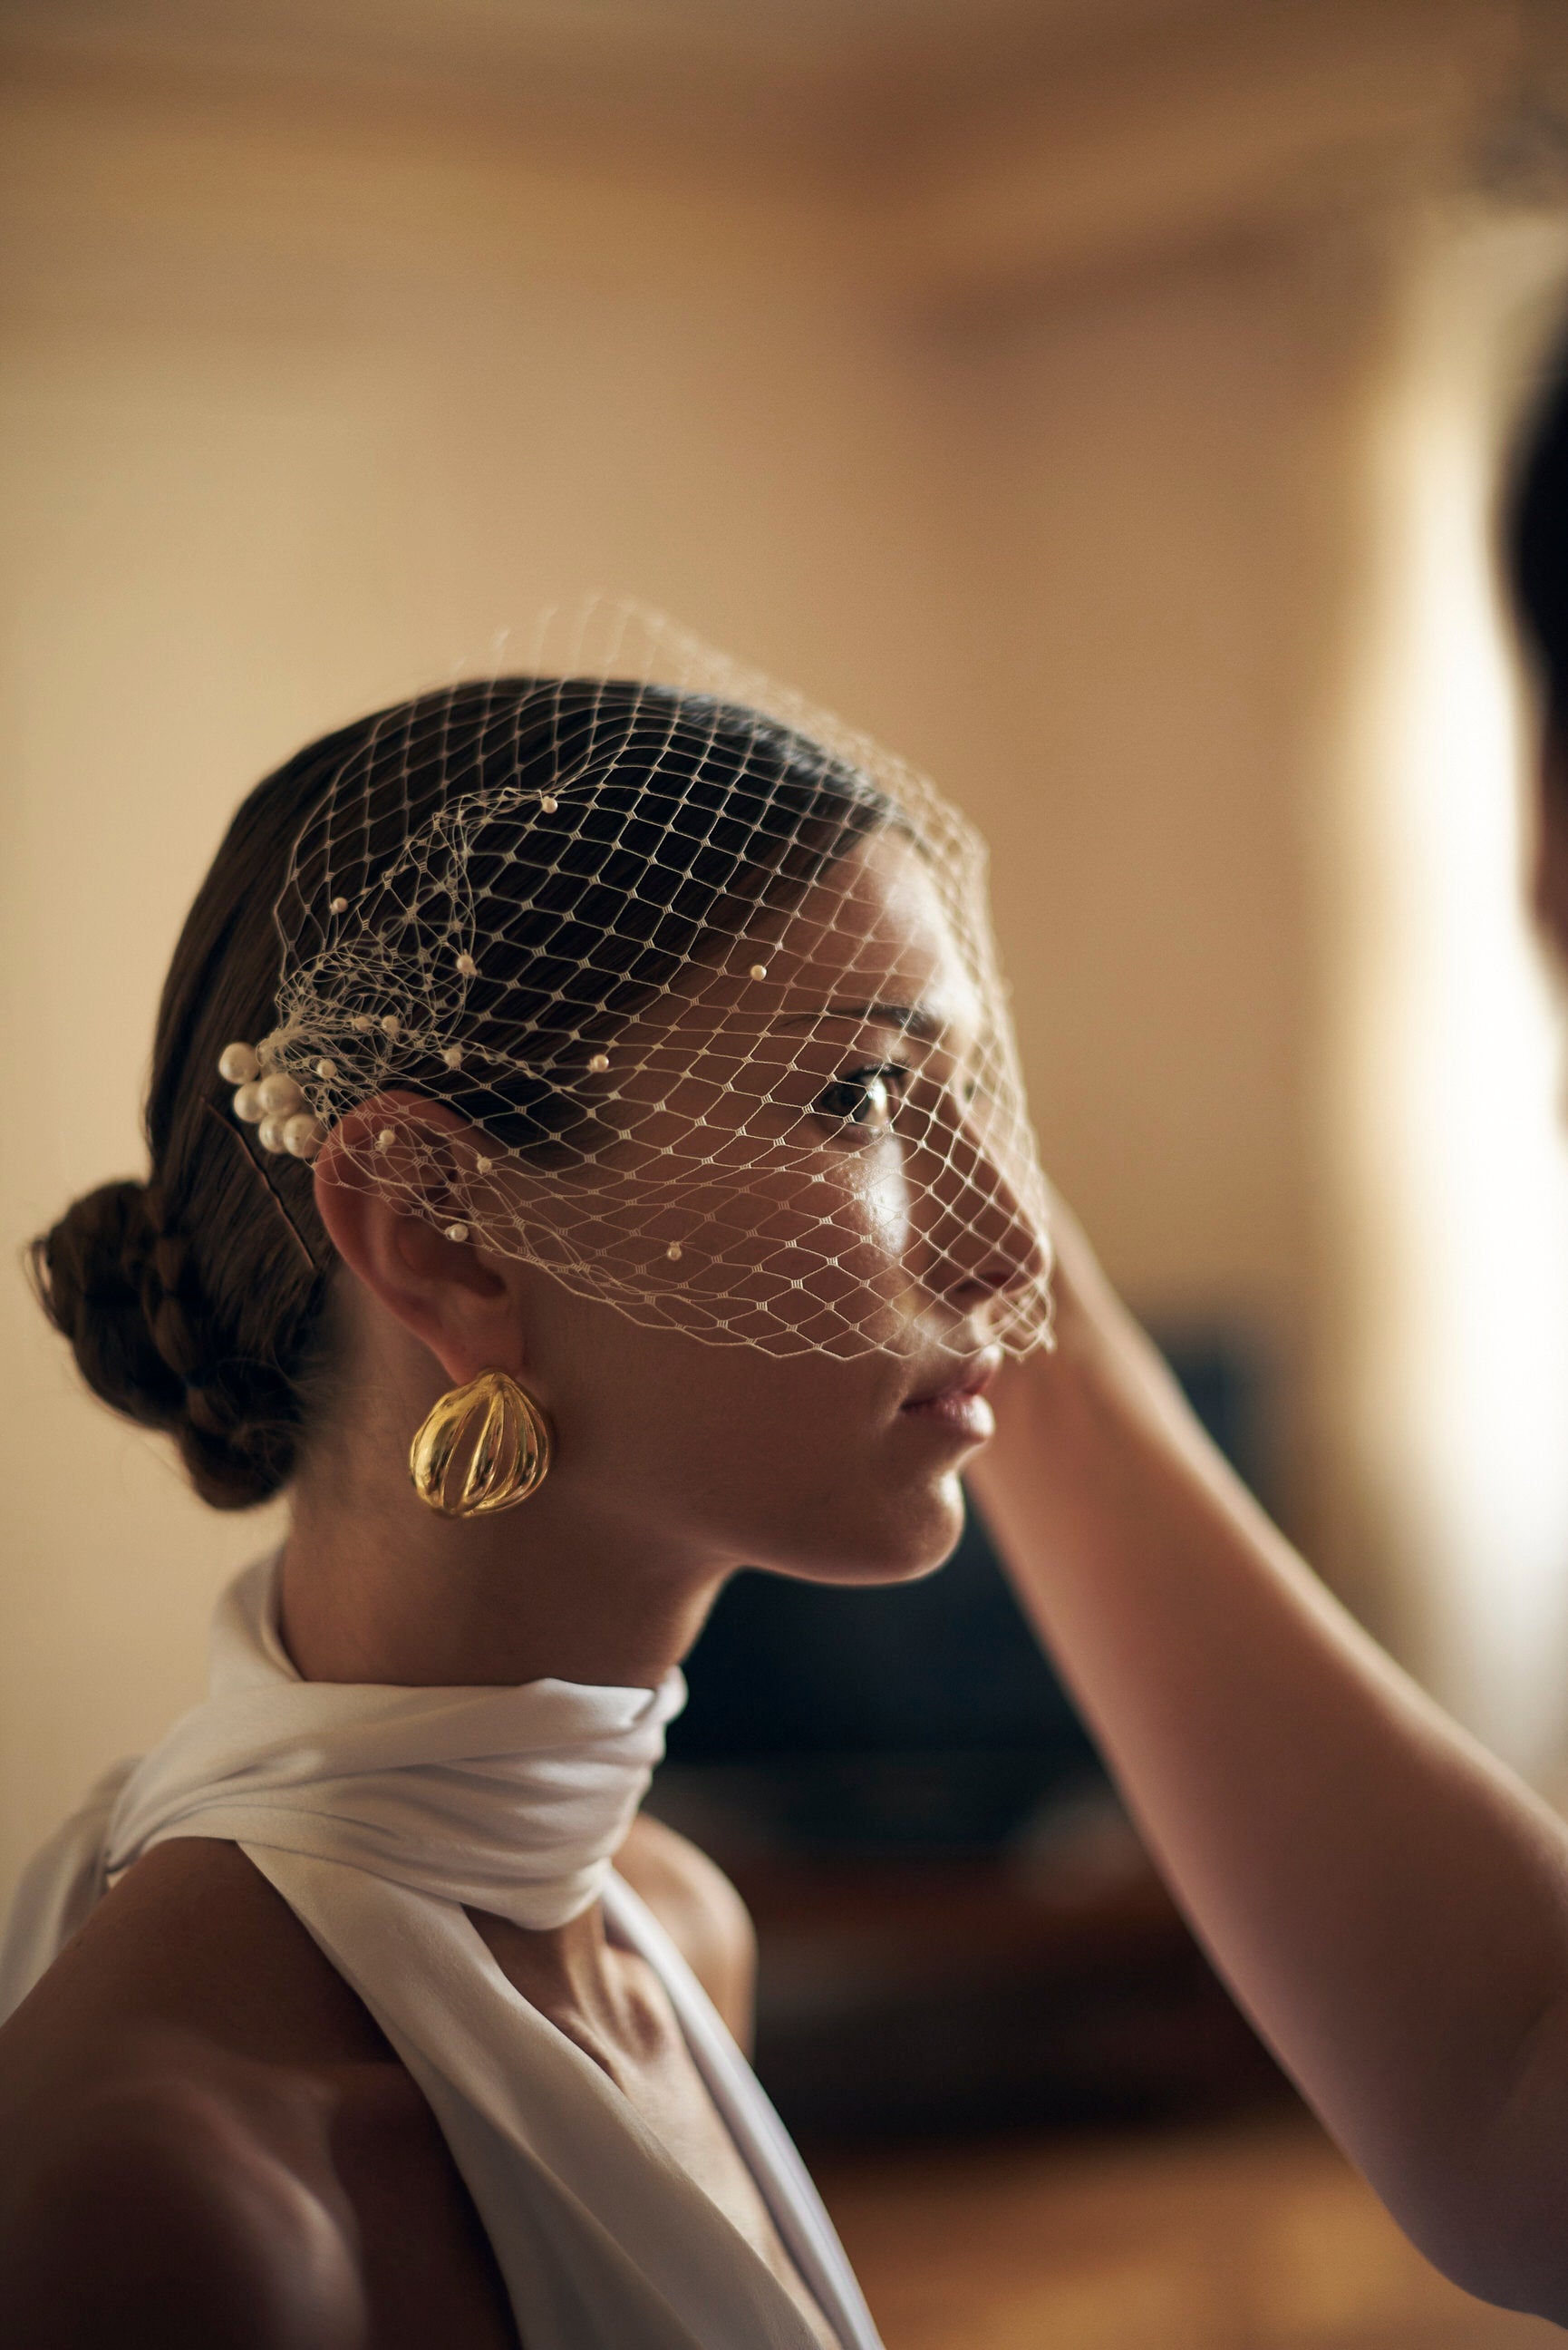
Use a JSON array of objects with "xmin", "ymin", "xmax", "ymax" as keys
[{"xmin": 5, "ymin": 0, "xmax": 1568, "ymax": 1906}]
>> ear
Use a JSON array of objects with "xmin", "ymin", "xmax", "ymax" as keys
[{"xmin": 312, "ymin": 1092, "xmax": 528, "ymax": 1388}]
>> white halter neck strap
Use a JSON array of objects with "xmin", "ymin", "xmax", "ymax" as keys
[
  {"xmin": 102, "ymin": 1554, "xmax": 687, "ymax": 1929},
  {"xmin": 0, "ymin": 1555, "xmax": 884, "ymax": 2350}
]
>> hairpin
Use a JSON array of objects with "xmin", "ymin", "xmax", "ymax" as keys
[
  {"xmin": 218, "ymin": 1042, "xmax": 326, "ymax": 1160},
  {"xmin": 200, "ymin": 1102, "xmax": 324, "ymax": 1281}
]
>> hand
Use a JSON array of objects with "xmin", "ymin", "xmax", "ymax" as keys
[{"xmin": 982, "ymin": 1182, "xmax": 1195, "ymax": 1483}]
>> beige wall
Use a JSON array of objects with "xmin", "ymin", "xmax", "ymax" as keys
[
  {"xmin": 0, "ymin": 28, "xmax": 1535, "ymax": 1898},
  {"xmin": 944, "ymin": 241, "xmax": 1372, "ymax": 1319}
]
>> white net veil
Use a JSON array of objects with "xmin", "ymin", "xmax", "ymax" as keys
[{"xmin": 247, "ymin": 604, "xmax": 1054, "ymax": 1362}]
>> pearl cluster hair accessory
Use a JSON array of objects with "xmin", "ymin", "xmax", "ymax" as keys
[{"xmin": 218, "ymin": 1042, "xmax": 326, "ymax": 1160}]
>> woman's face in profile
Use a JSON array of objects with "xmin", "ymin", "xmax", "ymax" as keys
[{"xmin": 498, "ymin": 827, "xmax": 1052, "ymax": 1588}]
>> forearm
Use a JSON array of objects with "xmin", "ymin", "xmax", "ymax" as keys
[{"xmin": 971, "ymin": 1276, "xmax": 1568, "ymax": 2309}]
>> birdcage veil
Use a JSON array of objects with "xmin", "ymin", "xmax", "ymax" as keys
[{"xmin": 229, "ymin": 600, "xmax": 1053, "ymax": 1360}]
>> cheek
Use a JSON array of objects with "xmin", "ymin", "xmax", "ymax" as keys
[
  {"xmin": 513, "ymin": 1296, "xmax": 987, "ymax": 1595},
  {"xmin": 508, "ymin": 1150, "xmax": 924, "ymax": 1359},
  {"xmin": 546, "ymin": 1319, "xmax": 963, "ymax": 1579},
  {"xmin": 849, "ymin": 1149, "xmax": 913, "ymax": 1261},
  {"xmin": 577, "ymin": 1337, "xmax": 885, "ymax": 1486},
  {"xmin": 699, "ymin": 1155, "xmax": 922, "ymax": 1355}
]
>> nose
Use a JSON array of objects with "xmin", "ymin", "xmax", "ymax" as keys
[{"xmin": 908, "ymin": 1079, "xmax": 1052, "ymax": 1326}]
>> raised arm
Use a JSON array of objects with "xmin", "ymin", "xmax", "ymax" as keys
[{"xmin": 968, "ymin": 1200, "xmax": 1568, "ymax": 2323}]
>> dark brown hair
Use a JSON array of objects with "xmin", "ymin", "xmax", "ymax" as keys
[{"xmin": 32, "ymin": 678, "xmax": 886, "ymax": 1509}]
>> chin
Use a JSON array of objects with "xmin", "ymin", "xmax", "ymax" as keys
[{"xmin": 777, "ymin": 1467, "xmax": 967, "ymax": 1589}]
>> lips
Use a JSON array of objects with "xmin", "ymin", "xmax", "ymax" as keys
[{"xmin": 899, "ymin": 1347, "xmax": 1002, "ymax": 1441}]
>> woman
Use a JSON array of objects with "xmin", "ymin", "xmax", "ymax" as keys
[{"xmin": 0, "ymin": 666, "xmax": 1052, "ymax": 2346}]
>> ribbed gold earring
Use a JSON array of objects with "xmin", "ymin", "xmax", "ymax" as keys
[{"xmin": 409, "ymin": 1370, "xmax": 554, "ymax": 1520}]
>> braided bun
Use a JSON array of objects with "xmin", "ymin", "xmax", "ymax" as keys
[
  {"xmin": 34, "ymin": 1180, "xmax": 186, "ymax": 1431},
  {"xmin": 33, "ymin": 1175, "xmax": 308, "ymax": 1510},
  {"xmin": 28, "ymin": 714, "xmax": 362, "ymax": 1510}
]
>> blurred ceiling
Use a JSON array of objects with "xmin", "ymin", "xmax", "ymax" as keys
[
  {"xmin": 0, "ymin": 0, "xmax": 1218, "ymax": 83},
  {"xmin": 2, "ymin": 0, "xmax": 1564, "ymax": 298},
  {"xmin": 0, "ymin": 0, "xmax": 1228, "ymax": 167}
]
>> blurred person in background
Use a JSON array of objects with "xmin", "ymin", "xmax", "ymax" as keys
[{"xmin": 970, "ymin": 332, "xmax": 1568, "ymax": 2331}]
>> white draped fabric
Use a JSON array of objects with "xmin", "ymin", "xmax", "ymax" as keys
[{"xmin": 0, "ymin": 1557, "xmax": 884, "ymax": 2350}]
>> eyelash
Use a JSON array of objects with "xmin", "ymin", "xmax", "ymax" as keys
[
  {"xmin": 813, "ymin": 1061, "xmax": 909, "ymax": 1136},
  {"xmin": 810, "ymin": 1060, "xmax": 985, "ymax": 1132}
]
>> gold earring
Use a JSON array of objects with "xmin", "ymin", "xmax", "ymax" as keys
[{"xmin": 409, "ymin": 1370, "xmax": 554, "ymax": 1519}]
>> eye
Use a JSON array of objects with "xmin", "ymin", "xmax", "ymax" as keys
[{"xmin": 813, "ymin": 1061, "xmax": 906, "ymax": 1137}]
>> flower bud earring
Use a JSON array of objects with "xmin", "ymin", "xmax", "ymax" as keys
[{"xmin": 409, "ymin": 1370, "xmax": 554, "ymax": 1519}]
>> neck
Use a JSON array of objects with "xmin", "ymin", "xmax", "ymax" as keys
[
  {"xmin": 276, "ymin": 1285, "xmax": 738, "ymax": 1690},
  {"xmin": 270, "ymin": 1332, "xmax": 713, "ymax": 2005},
  {"xmin": 278, "ymin": 1491, "xmax": 723, "ymax": 1691},
  {"xmin": 278, "ymin": 1383, "xmax": 727, "ymax": 1692},
  {"xmin": 276, "ymin": 1488, "xmax": 705, "ymax": 1999}
]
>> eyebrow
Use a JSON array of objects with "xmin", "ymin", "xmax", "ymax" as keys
[{"xmin": 774, "ymin": 1000, "xmax": 944, "ymax": 1043}]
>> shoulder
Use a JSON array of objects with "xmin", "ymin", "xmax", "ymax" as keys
[
  {"xmin": 10, "ymin": 1836, "xmax": 395, "ymax": 2061},
  {"xmin": 0, "ymin": 1841, "xmax": 420, "ymax": 2348},
  {"xmin": 0, "ymin": 2039, "xmax": 364, "ymax": 2348},
  {"xmin": 616, "ymin": 1814, "xmax": 758, "ymax": 2049}
]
